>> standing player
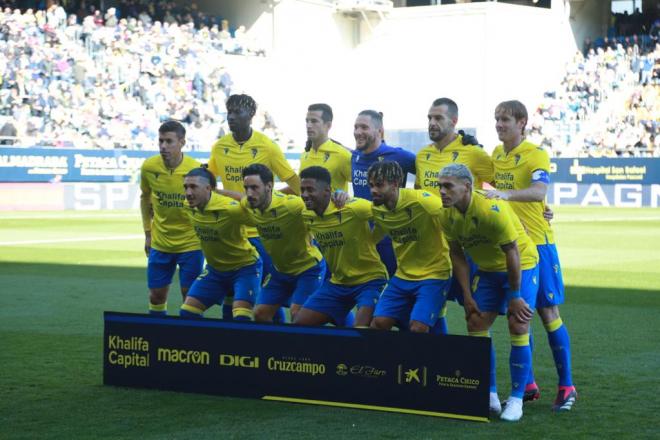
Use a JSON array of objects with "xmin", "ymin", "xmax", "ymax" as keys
[
  {"xmin": 415, "ymin": 97, "xmax": 493, "ymax": 333},
  {"xmin": 368, "ymin": 161, "xmax": 452, "ymax": 333},
  {"xmin": 207, "ymin": 94, "xmax": 299, "ymax": 320},
  {"xmin": 240, "ymin": 164, "xmax": 326, "ymax": 322},
  {"xmin": 294, "ymin": 166, "xmax": 388, "ymax": 327},
  {"xmin": 300, "ymin": 103, "xmax": 352, "ymax": 192},
  {"xmin": 350, "ymin": 110, "xmax": 416, "ymax": 277},
  {"xmin": 180, "ymin": 167, "xmax": 261, "ymax": 320},
  {"xmin": 438, "ymin": 163, "xmax": 539, "ymax": 422},
  {"xmin": 139, "ymin": 120, "xmax": 204, "ymax": 315},
  {"xmin": 487, "ymin": 100, "xmax": 576, "ymax": 411}
]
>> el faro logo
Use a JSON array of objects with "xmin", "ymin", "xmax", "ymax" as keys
[{"xmin": 219, "ymin": 354, "xmax": 260, "ymax": 368}]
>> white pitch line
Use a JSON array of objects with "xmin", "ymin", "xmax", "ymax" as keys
[
  {"xmin": 553, "ymin": 216, "xmax": 660, "ymax": 223},
  {"xmin": 0, "ymin": 213, "xmax": 139, "ymax": 220},
  {"xmin": 0, "ymin": 234, "xmax": 143, "ymax": 246}
]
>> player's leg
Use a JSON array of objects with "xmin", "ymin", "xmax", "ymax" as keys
[
  {"xmin": 537, "ymin": 243, "xmax": 576, "ymax": 411},
  {"xmin": 231, "ymin": 259, "xmax": 263, "ymax": 321},
  {"xmin": 248, "ymin": 236, "xmax": 285, "ymax": 322},
  {"xmin": 176, "ymin": 249, "xmax": 205, "ymax": 302},
  {"xmin": 409, "ymin": 278, "xmax": 451, "ymax": 333},
  {"xmin": 254, "ymin": 267, "xmax": 291, "ymax": 322},
  {"xmin": 294, "ymin": 280, "xmax": 348, "ymax": 326},
  {"xmin": 289, "ymin": 260, "xmax": 326, "ymax": 323},
  {"xmin": 146, "ymin": 249, "xmax": 177, "ymax": 315},
  {"xmin": 500, "ymin": 266, "xmax": 538, "ymax": 422},
  {"xmin": 441, "ymin": 254, "xmax": 477, "ymax": 334},
  {"xmin": 371, "ymin": 277, "xmax": 410, "ymax": 330},
  {"xmin": 180, "ymin": 265, "xmax": 227, "ymax": 318},
  {"xmin": 353, "ymin": 279, "xmax": 386, "ymax": 327},
  {"xmin": 468, "ymin": 271, "xmax": 504, "ymax": 414}
]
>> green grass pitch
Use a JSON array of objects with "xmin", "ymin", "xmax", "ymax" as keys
[{"xmin": 1, "ymin": 207, "xmax": 659, "ymax": 439}]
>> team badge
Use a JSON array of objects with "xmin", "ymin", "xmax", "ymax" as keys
[
  {"xmin": 490, "ymin": 204, "xmax": 500, "ymax": 212},
  {"xmin": 251, "ymin": 148, "xmax": 258, "ymax": 159},
  {"xmin": 213, "ymin": 212, "xmax": 220, "ymax": 221},
  {"xmin": 452, "ymin": 152, "xmax": 459, "ymax": 162},
  {"xmin": 514, "ymin": 154, "xmax": 521, "ymax": 165},
  {"xmin": 323, "ymin": 152, "xmax": 330, "ymax": 163},
  {"xmin": 378, "ymin": 156, "xmax": 384, "ymax": 162},
  {"xmin": 223, "ymin": 147, "xmax": 229, "ymax": 155},
  {"xmin": 405, "ymin": 207, "xmax": 413, "ymax": 220},
  {"xmin": 471, "ymin": 216, "xmax": 479, "ymax": 227},
  {"xmin": 426, "ymin": 153, "xmax": 431, "ymax": 161},
  {"xmin": 153, "ymin": 172, "xmax": 160, "ymax": 179},
  {"xmin": 335, "ymin": 211, "xmax": 342, "ymax": 223},
  {"xmin": 270, "ymin": 208, "xmax": 277, "ymax": 217}
]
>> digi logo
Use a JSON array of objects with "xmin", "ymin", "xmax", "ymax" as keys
[{"xmin": 219, "ymin": 354, "xmax": 260, "ymax": 368}]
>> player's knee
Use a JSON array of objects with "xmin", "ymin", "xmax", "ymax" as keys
[
  {"xmin": 466, "ymin": 314, "xmax": 484, "ymax": 332},
  {"xmin": 537, "ymin": 305, "xmax": 560, "ymax": 324},
  {"xmin": 409, "ymin": 321, "xmax": 430, "ymax": 333},
  {"xmin": 370, "ymin": 317, "xmax": 393, "ymax": 330},
  {"xmin": 149, "ymin": 287, "xmax": 169, "ymax": 303},
  {"xmin": 507, "ymin": 318, "xmax": 529, "ymax": 336},
  {"xmin": 254, "ymin": 306, "xmax": 273, "ymax": 322}
]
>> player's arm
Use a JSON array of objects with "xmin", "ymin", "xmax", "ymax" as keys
[
  {"xmin": 487, "ymin": 181, "xmax": 547, "ymax": 202},
  {"xmin": 501, "ymin": 241, "xmax": 534, "ymax": 323},
  {"xmin": 214, "ymin": 188, "xmax": 244, "ymax": 201},
  {"xmin": 139, "ymin": 171, "xmax": 152, "ymax": 257},
  {"xmin": 448, "ymin": 240, "xmax": 480, "ymax": 320},
  {"xmin": 279, "ymin": 174, "xmax": 301, "ymax": 195}
]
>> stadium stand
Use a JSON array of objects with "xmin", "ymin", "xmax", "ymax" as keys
[{"xmin": 0, "ymin": 2, "xmax": 276, "ymax": 150}]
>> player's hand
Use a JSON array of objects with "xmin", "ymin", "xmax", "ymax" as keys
[
  {"xmin": 144, "ymin": 234, "xmax": 152, "ymax": 257},
  {"xmin": 463, "ymin": 296, "xmax": 482, "ymax": 320},
  {"xmin": 543, "ymin": 205, "xmax": 554, "ymax": 223},
  {"xmin": 331, "ymin": 190, "xmax": 349, "ymax": 209},
  {"xmin": 507, "ymin": 298, "xmax": 534, "ymax": 323},
  {"xmin": 485, "ymin": 190, "xmax": 509, "ymax": 200},
  {"xmin": 458, "ymin": 129, "xmax": 481, "ymax": 147}
]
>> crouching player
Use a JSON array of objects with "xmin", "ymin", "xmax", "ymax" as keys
[
  {"xmin": 368, "ymin": 161, "xmax": 452, "ymax": 333},
  {"xmin": 438, "ymin": 164, "xmax": 539, "ymax": 422},
  {"xmin": 294, "ymin": 166, "xmax": 388, "ymax": 327},
  {"xmin": 240, "ymin": 164, "xmax": 326, "ymax": 322},
  {"xmin": 180, "ymin": 167, "xmax": 262, "ymax": 320}
]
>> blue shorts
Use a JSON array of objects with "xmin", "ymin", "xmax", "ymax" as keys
[
  {"xmin": 472, "ymin": 265, "xmax": 539, "ymax": 315},
  {"xmin": 536, "ymin": 244, "xmax": 565, "ymax": 308},
  {"xmin": 187, "ymin": 259, "xmax": 262, "ymax": 308},
  {"xmin": 302, "ymin": 278, "xmax": 387, "ymax": 326},
  {"xmin": 447, "ymin": 254, "xmax": 478, "ymax": 305},
  {"xmin": 376, "ymin": 237, "xmax": 397, "ymax": 278},
  {"xmin": 249, "ymin": 237, "xmax": 273, "ymax": 282},
  {"xmin": 258, "ymin": 260, "xmax": 326, "ymax": 307},
  {"xmin": 147, "ymin": 249, "xmax": 204, "ymax": 289},
  {"xmin": 374, "ymin": 276, "xmax": 451, "ymax": 327}
]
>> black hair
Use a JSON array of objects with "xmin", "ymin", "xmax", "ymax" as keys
[
  {"xmin": 367, "ymin": 161, "xmax": 404, "ymax": 185},
  {"xmin": 226, "ymin": 94, "xmax": 257, "ymax": 118},
  {"xmin": 358, "ymin": 109, "xmax": 383, "ymax": 130},
  {"xmin": 431, "ymin": 97, "xmax": 459, "ymax": 119},
  {"xmin": 307, "ymin": 103, "xmax": 333, "ymax": 123},
  {"xmin": 185, "ymin": 167, "xmax": 217, "ymax": 188},
  {"xmin": 299, "ymin": 166, "xmax": 331, "ymax": 188},
  {"xmin": 242, "ymin": 163, "xmax": 274, "ymax": 184},
  {"xmin": 159, "ymin": 120, "xmax": 186, "ymax": 139}
]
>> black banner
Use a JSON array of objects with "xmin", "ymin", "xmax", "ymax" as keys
[{"xmin": 103, "ymin": 312, "xmax": 490, "ymax": 422}]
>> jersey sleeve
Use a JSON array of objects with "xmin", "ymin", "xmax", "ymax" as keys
[
  {"xmin": 529, "ymin": 149, "xmax": 551, "ymax": 184},
  {"xmin": 414, "ymin": 154, "xmax": 422, "ymax": 187},
  {"xmin": 267, "ymin": 141, "xmax": 296, "ymax": 182},
  {"xmin": 418, "ymin": 190, "xmax": 444, "ymax": 216},
  {"xmin": 207, "ymin": 143, "xmax": 220, "ymax": 177},
  {"xmin": 139, "ymin": 165, "xmax": 152, "ymax": 232},
  {"xmin": 490, "ymin": 203, "xmax": 519, "ymax": 246},
  {"xmin": 472, "ymin": 148, "xmax": 495, "ymax": 184},
  {"xmin": 400, "ymin": 148, "xmax": 417, "ymax": 175},
  {"xmin": 348, "ymin": 198, "xmax": 373, "ymax": 221},
  {"xmin": 238, "ymin": 198, "xmax": 257, "ymax": 227},
  {"xmin": 285, "ymin": 195, "xmax": 305, "ymax": 216}
]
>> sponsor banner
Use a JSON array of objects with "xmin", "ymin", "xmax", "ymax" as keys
[
  {"xmin": 0, "ymin": 148, "xmax": 302, "ymax": 183},
  {"xmin": 551, "ymin": 158, "xmax": 660, "ymax": 184},
  {"xmin": 548, "ymin": 183, "xmax": 660, "ymax": 207},
  {"xmin": 104, "ymin": 312, "xmax": 490, "ymax": 422}
]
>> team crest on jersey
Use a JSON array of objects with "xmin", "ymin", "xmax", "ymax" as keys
[
  {"xmin": 223, "ymin": 148, "xmax": 229, "ymax": 155},
  {"xmin": 405, "ymin": 207, "xmax": 413, "ymax": 220},
  {"xmin": 490, "ymin": 204, "xmax": 500, "ymax": 213},
  {"xmin": 553, "ymin": 264, "xmax": 559, "ymax": 274},
  {"xmin": 323, "ymin": 152, "xmax": 330, "ymax": 163},
  {"xmin": 471, "ymin": 216, "xmax": 479, "ymax": 227},
  {"xmin": 496, "ymin": 154, "xmax": 502, "ymax": 160},
  {"xmin": 335, "ymin": 211, "xmax": 342, "ymax": 223},
  {"xmin": 426, "ymin": 153, "xmax": 431, "ymax": 161},
  {"xmin": 452, "ymin": 152, "xmax": 459, "ymax": 162},
  {"xmin": 514, "ymin": 154, "xmax": 521, "ymax": 165},
  {"xmin": 270, "ymin": 208, "xmax": 277, "ymax": 217},
  {"xmin": 152, "ymin": 172, "xmax": 160, "ymax": 179},
  {"xmin": 378, "ymin": 156, "xmax": 384, "ymax": 162},
  {"xmin": 422, "ymin": 192, "xmax": 431, "ymax": 197},
  {"xmin": 213, "ymin": 212, "xmax": 220, "ymax": 221},
  {"xmin": 380, "ymin": 212, "xmax": 385, "ymax": 220},
  {"xmin": 251, "ymin": 148, "xmax": 258, "ymax": 159}
]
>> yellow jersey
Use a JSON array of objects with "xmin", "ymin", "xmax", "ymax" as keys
[
  {"xmin": 207, "ymin": 130, "xmax": 297, "ymax": 237},
  {"xmin": 491, "ymin": 140, "xmax": 554, "ymax": 245},
  {"xmin": 302, "ymin": 198, "xmax": 387, "ymax": 285},
  {"xmin": 240, "ymin": 192, "xmax": 322, "ymax": 276},
  {"xmin": 439, "ymin": 191, "xmax": 538, "ymax": 272},
  {"xmin": 140, "ymin": 154, "xmax": 201, "ymax": 253},
  {"xmin": 416, "ymin": 134, "xmax": 494, "ymax": 191},
  {"xmin": 299, "ymin": 139, "xmax": 352, "ymax": 192},
  {"xmin": 187, "ymin": 192, "xmax": 259, "ymax": 272},
  {"xmin": 372, "ymin": 189, "xmax": 451, "ymax": 280}
]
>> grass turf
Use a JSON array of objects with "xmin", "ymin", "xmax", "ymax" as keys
[{"xmin": 1, "ymin": 207, "xmax": 659, "ymax": 439}]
